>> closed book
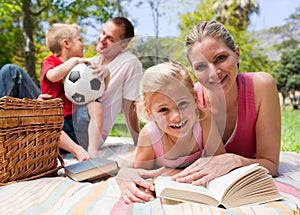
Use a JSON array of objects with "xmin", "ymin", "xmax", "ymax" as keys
[{"xmin": 64, "ymin": 157, "xmax": 119, "ymax": 182}]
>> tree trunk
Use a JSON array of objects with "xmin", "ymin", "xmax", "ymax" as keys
[{"xmin": 22, "ymin": 0, "xmax": 38, "ymax": 86}]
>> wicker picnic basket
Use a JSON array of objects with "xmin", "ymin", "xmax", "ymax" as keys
[{"xmin": 0, "ymin": 96, "xmax": 64, "ymax": 185}]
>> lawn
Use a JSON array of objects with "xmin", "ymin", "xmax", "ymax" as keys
[
  {"xmin": 280, "ymin": 106, "xmax": 300, "ymax": 152},
  {"xmin": 110, "ymin": 106, "xmax": 300, "ymax": 152}
]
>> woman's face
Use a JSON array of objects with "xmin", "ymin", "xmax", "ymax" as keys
[
  {"xmin": 146, "ymin": 82, "xmax": 198, "ymax": 138},
  {"xmin": 188, "ymin": 37, "xmax": 240, "ymax": 93}
]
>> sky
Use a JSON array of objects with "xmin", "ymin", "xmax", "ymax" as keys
[{"xmin": 128, "ymin": 0, "xmax": 300, "ymax": 38}]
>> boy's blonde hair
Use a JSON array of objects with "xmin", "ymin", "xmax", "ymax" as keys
[
  {"xmin": 45, "ymin": 23, "xmax": 80, "ymax": 55},
  {"xmin": 136, "ymin": 61, "xmax": 199, "ymax": 122}
]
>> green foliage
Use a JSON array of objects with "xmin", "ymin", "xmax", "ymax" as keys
[
  {"xmin": 40, "ymin": 0, "xmax": 114, "ymax": 26},
  {"xmin": 275, "ymin": 48, "xmax": 300, "ymax": 109},
  {"xmin": 213, "ymin": 0, "xmax": 259, "ymax": 30},
  {"xmin": 84, "ymin": 43, "xmax": 98, "ymax": 58},
  {"xmin": 273, "ymin": 39, "xmax": 299, "ymax": 50},
  {"xmin": 128, "ymin": 36, "xmax": 188, "ymax": 70},
  {"xmin": 0, "ymin": 0, "xmax": 23, "ymax": 67},
  {"xmin": 178, "ymin": 0, "xmax": 215, "ymax": 38}
]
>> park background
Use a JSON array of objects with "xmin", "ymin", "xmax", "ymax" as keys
[{"xmin": 0, "ymin": 0, "xmax": 299, "ymax": 152}]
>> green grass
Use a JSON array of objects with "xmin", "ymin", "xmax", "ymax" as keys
[
  {"xmin": 110, "ymin": 106, "xmax": 300, "ymax": 152},
  {"xmin": 280, "ymin": 106, "xmax": 300, "ymax": 152},
  {"xmin": 109, "ymin": 114, "xmax": 132, "ymax": 137}
]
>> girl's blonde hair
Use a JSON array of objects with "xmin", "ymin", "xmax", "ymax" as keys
[
  {"xmin": 136, "ymin": 61, "xmax": 198, "ymax": 122},
  {"xmin": 45, "ymin": 23, "xmax": 80, "ymax": 55}
]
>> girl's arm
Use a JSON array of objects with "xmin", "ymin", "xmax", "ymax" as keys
[
  {"xmin": 116, "ymin": 127, "xmax": 163, "ymax": 204},
  {"xmin": 133, "ymin": 127, "xmax": 156, "ymax": 169}
]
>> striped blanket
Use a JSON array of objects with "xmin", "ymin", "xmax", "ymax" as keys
[{"xmin": 0, "ymin": 137, "xmax": 299, "ymax": 215}]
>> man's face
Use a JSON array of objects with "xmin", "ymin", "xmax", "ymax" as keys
[{"xmin": 96, "ymin": 21, "xmax": 127, "ymax": 57}]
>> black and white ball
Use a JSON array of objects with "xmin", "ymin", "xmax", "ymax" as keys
[{"xmin": 64, "ymin": 63, "xmax": 105, "ymax": 105}]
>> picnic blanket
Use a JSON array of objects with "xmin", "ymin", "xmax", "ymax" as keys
[{"xmin": 0, "ymin": 137, "xmax": 299, "ymax": 215}]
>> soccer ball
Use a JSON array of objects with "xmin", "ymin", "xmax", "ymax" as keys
[{"xmin": 64, "ymin": 63, "xmax": 105, "ymax": 105}]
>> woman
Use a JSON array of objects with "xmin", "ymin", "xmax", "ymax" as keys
[{"xmin": 117, "ymin": 21, "xmax": 281, "ymax": 203}]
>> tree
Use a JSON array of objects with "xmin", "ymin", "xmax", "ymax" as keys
[
  {"xmin": 275, "ymin": 48, "xmax": 300, "ymax": 109},
  {"xmin": 213, "ymin": 0, "xmax": 259, "ymax": 30},
  {"xmin": 132, "ymin": 0, "xmax": 167, "ymax": 65},
  {"xmin": 128, "ymin": 36, "xmax": 186, "ymax": 69},
  {"xmin": 0, "ymin": 1, "xmax": 23, "ymax": 67}
]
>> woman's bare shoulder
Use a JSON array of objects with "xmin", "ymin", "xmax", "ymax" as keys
[{"xmin": 252, "ymin": 72, "xmax": 276, "ymax": 86}]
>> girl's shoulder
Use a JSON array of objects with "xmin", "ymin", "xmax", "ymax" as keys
[{"xmin": 138, "ymin": 122, "xmax": 158, "ymax": 147}]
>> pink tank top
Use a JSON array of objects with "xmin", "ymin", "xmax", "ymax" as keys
[
  {"xmin": 145, "ymin": 121, "xmax": 205, "ymax": 168},
  {"xmin": 194, "ymin": 73, "xmax": 257, "ymax": 158}
]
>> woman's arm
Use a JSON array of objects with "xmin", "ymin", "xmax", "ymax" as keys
[{"xmin": 252, "ymin": 72, "xmax": 281, "ymax": 176}]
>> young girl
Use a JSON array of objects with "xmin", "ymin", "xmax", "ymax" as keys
[{"xmin": 133, "ymin": 61, "xmax": 225, "ymax": 172}]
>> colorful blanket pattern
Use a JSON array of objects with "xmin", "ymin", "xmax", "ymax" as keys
[{"xmin": 0, "ymin": 139, "xmax": 299, "ymax": 215}]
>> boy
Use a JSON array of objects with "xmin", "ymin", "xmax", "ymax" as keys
[{"xmin": 41, "ymin": 23, "xmax": 110, "ymax": 158}]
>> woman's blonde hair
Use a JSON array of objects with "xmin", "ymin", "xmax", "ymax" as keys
[
  {"xmin": 45, "ymin": 23, "xmax": 80, "ymax": 55},
  {"xmin": 185, "ymin": 20, "xmax": 237, "ymax": 57},
  {"xmin": 136, "ymin": 61, "xmax": 198, "ymax": 122}
]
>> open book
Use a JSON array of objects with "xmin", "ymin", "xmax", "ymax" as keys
[
  {"xmin": 64, "ymin": 157, "xmax": 119, "ymax": 182},
  {"xmin": 154, "ymin": 164, "xmax": 282, "ymax": 208}
]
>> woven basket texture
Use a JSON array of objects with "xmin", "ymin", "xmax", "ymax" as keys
[{"xmin": 0, "ymin": 96, "xmax": 64, "ymax": 185}]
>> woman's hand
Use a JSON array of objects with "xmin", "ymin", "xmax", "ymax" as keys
[
  {"xmin": 116, "ymin": 167, "xmax": 166, "ymax": 204},
  {"xmin": 171, "ymin": 153, "xmax": 241, "ymax": 185}
]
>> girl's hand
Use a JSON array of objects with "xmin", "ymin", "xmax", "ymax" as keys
[
  {"xmin": 171, "ymin": 154, "xmax": 240, "ymax": 185},
  {"xmin": 116, "ymin": 167, "xmax": 166, "ymax": 204}
]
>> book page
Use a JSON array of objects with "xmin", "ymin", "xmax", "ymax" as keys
[
  {"xmin": 207, "ymin": 163, "xmax": 260, "ymax": 202},
  {"xmin": 155, "ymin": 176, "xmax": 219, "ymax": 206}
]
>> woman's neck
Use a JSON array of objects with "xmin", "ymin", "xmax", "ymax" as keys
[
  {"xmin": 204, "ymin": 84, "xmax": 238, "ymax": 142},
  {"xmin": 204, "ymin": 84, "xmax": 238, "ymax": 111}
]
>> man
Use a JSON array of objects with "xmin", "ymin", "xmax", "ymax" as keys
[{"xmin": 71, "ymin": 17, "xmax": 143, "ymax": 147}]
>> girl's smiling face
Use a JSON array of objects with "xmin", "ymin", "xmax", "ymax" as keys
[{"xmin": 146, "ymin": 82, "xmax": 198, "ymax": 138}]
